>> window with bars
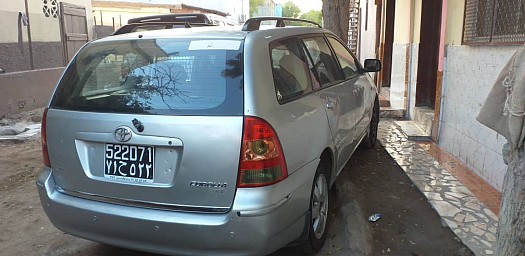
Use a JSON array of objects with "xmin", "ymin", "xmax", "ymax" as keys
[{"xmin": 463, "ymin": 0, "xmax": 525, "ymax": 45}]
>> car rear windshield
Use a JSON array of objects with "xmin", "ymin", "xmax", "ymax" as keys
[{"xmin": 51, "ymin": 38, "xmax": 244, "ymax": 116}]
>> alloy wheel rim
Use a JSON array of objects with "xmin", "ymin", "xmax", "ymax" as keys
[{"xmin": 312, "ymin": 173, "xmax": 328, "ymax": 239}]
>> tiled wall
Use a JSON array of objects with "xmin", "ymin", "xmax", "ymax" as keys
[
  {"xmin": 389, "ymin": 43, "xmax": 420, "ymax": 115},
  {"xmin": 407, "ymin": 44, "xmax": 419, "ymax": 119},
  {"xmin": 439, "ymin": 45, "xmax": 519, "ymax": 191},
  {"xmin": 390, "ymin": 44, "xmax": 408, "ymax": 109}
]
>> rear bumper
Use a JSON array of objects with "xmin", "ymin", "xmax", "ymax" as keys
[{"xmin": 37, "ymin": 161, "xmax": 317, "ymax": 256}]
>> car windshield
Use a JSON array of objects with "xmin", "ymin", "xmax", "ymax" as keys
[{"xmin": 51, "ymin": 38, "xmax": 244, "ymax": 115}]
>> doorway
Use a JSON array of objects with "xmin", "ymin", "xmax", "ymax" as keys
[
  {"xmin": 59, "ymin": 2, "xmax": 89, "ymax": 64},
  {"xmin": 415, "ymin": 0, "xmax": 442, "ymax": 108},
  {"xmin": 380, "ymin": 0, "xmax": 395, "ymax": 90}
]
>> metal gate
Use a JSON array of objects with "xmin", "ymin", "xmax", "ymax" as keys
[
  {"xmin": 348, "ymin": 0, "xmax": 360, "ymax": 56},
  {"xmin": 60, "ymin": 2, "xmax": 88, "ymax": 64}
]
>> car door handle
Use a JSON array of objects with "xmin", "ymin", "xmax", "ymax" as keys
[{"xmin": 326, "ymin": 99, "xmax": 336, "ymax": 109}]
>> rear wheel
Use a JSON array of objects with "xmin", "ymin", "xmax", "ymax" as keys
[
  {"xmin": 362, "ymin": 96, "xmax": 379, "ymax": 149},
  {"xmin": 302, "ymin": 162, "xmax": 330, "ymax": 254}
]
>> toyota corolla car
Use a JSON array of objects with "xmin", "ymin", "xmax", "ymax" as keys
[{"xmin": 37, "ymin": 17, "xmax": 381, "ymax": 256}]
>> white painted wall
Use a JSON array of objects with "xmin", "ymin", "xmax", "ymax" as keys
[
  {"xmin": 388, "ymin": 0, "xmax": 422, "ymax": 111},
  {"xmin": 0, "ymin": 0, "xmax": 93, "ymax": 43},
  {"xmin": 358, "ymin": 1, "xmax": 377, "ymax": 63},
  {"xmin": 439, "ymin": 45, "xmax": 519, "ymax": 191},
  {"xmin": 32, "ymin": 0, "xmax": 93, "ymax": 41},
  {"xmin": 0, "ymin": 1, "xmax": 27, "ymax": 43},
  {"xmin": 94, "ymin": 5, "xmax": 172, "ymax": 28}
]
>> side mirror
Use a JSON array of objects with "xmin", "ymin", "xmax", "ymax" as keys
[
  {"xmin": 0, "ymin": 68, "xmax": 5, "ymax": 74},
  {"xmin": 363, "ymin": 59, "xmax": 381, "ymax": 72}
]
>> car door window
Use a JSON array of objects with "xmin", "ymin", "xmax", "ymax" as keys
[
  {"xmin": 270, "ymin": 38, "xmax": 312, "ymax": 103},
  {"xmin": 301, "ymin": 45, "xmax": 322, "ymax": 90},
  {"xmin": 327, "ymin": 37, "xmax": 359, "ymax": 80},
  {"xmin": 302, "ymin": 37, "xmax": 342, "ymax": 86}
]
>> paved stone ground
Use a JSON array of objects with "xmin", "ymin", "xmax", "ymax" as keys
[{"xmin": 379, "ymin": 120, "xmax": 499, "ymax": 256}]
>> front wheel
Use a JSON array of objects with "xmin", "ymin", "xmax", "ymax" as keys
[
  {"xmin": 302, "ymin": 162, "xmax": 330, "ymax": 254},
  {"xmin": 361, "ymin": 96, "xmax": 379, "ymax": 149}
]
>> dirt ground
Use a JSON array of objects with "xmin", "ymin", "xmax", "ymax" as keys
[
  {"xmin": 0, "ymin": 112, "xmax": 473, "ymax": 256},
  {"xmin": 336, "ymin": 145, "xmax": 475, "ymax": 256}
]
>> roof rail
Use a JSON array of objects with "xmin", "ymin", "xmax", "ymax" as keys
[
  {"xmin": 128, "ymin": 14, "xmax": 212, "ymax": 25},
  {"xmin": 112, "ymin": 22, "xmax": 215, "ymax": 35},
  {"xmin": 241, "ymin": 17, "xmax": 322, "ymax": 31}
]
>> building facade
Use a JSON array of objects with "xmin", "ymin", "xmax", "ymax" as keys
[
  {"xmin": 0, "ymin": 0, "xmax": 93, "ymax": 116},
  {"xmin": 361, "ymin": 0, "xmax": 523, "ymax": 191},
  {"xmin": 255, "ymin": 0, "xmax": 276, "ymax": 17},
  {"xmin": 0, "ymin": 0, "xmax": 93, "ymax": 73},
  {"xmin": 92, "ymin": 1, "xmax": 230, "ymax": 37}
]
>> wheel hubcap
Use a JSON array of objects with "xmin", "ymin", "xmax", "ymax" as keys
[{"xmin": 312, "ymin": 173, "xmax": 328, "ymax": 239}]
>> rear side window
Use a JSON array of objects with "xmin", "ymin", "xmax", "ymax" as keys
[
  {"xmin": 302, "ymin": 37, "xmax": 342, "ymax": 86},
  {"xmin": 327, "ymin": 37, "xmax": 359, "ymax": 79},
  {"xmin": 270, "ymin": 38, "xmax": 312, "ymax": 102},
  {"xmin": 51, "ymin": 39, "xmax": 244, "ymax": 115}
]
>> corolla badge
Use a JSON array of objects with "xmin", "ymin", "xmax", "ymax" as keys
[{"xmin": 114, "ymin": 126, "xmax": 133, "ymax": 142}]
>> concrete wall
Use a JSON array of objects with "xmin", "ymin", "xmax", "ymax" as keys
[
  {"xmin": 91, "ymin": 1, "xmax": 231, "ymax": 34},
  {"xmin": 444, "ymin": 0, "xmax": 464, "ymax": 46},
  {"xmin": 92, "ymin": 2, "xmax": 172, "ymax": 30},
  {"xmin": 0, "ymin": 1, "xmax": 34, "ymax": 72},
  {"xmin": 359, "ymin": 0, "xmax": 378, "ymax": 63},
  {"xmin": 393, "ymin": 0, "xmax": 410, "ymax": 44},
  {"xmin": 0, "ymin": 68, "xmax": 63, "ymax": 117}
]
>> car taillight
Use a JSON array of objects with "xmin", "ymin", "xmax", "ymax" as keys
[
  {"xmin": 42, "ymin": 108, "xmax": 51, "ymax": 167},
  {"xmin": 238, "ymin": 117, "xmax": 288, "ymax": 188}
]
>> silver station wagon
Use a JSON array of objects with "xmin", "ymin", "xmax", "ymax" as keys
[{"xmin": 37, "ymin": 17, "xmax": 381, "ymax": 255}]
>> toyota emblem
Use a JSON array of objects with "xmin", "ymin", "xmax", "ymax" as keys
[{"xmin": 114, "ymin": 126, "xmax": 133, "ymax": 142}]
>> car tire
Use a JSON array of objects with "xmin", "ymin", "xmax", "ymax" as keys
[
  {"xmin": 302, "ymin": 161, "xmax": 330, "ymax": 254},
  {"xmin": 362, "ymin": 96, "xmax": 379, "ymax": 149}
]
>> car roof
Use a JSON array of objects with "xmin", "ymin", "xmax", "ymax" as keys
[{"xmin": 94, "ymin": 21, "xmax": 332, "ymax": 43}]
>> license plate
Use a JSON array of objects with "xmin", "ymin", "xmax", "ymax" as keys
[{"xmin": 104, "ymin": 143, "xmax": 154, "ymax": 183}]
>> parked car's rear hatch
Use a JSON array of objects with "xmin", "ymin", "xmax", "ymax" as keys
[{"xmin": 47, "ymin": 37, "xmax": 244, "ymax": 212}]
